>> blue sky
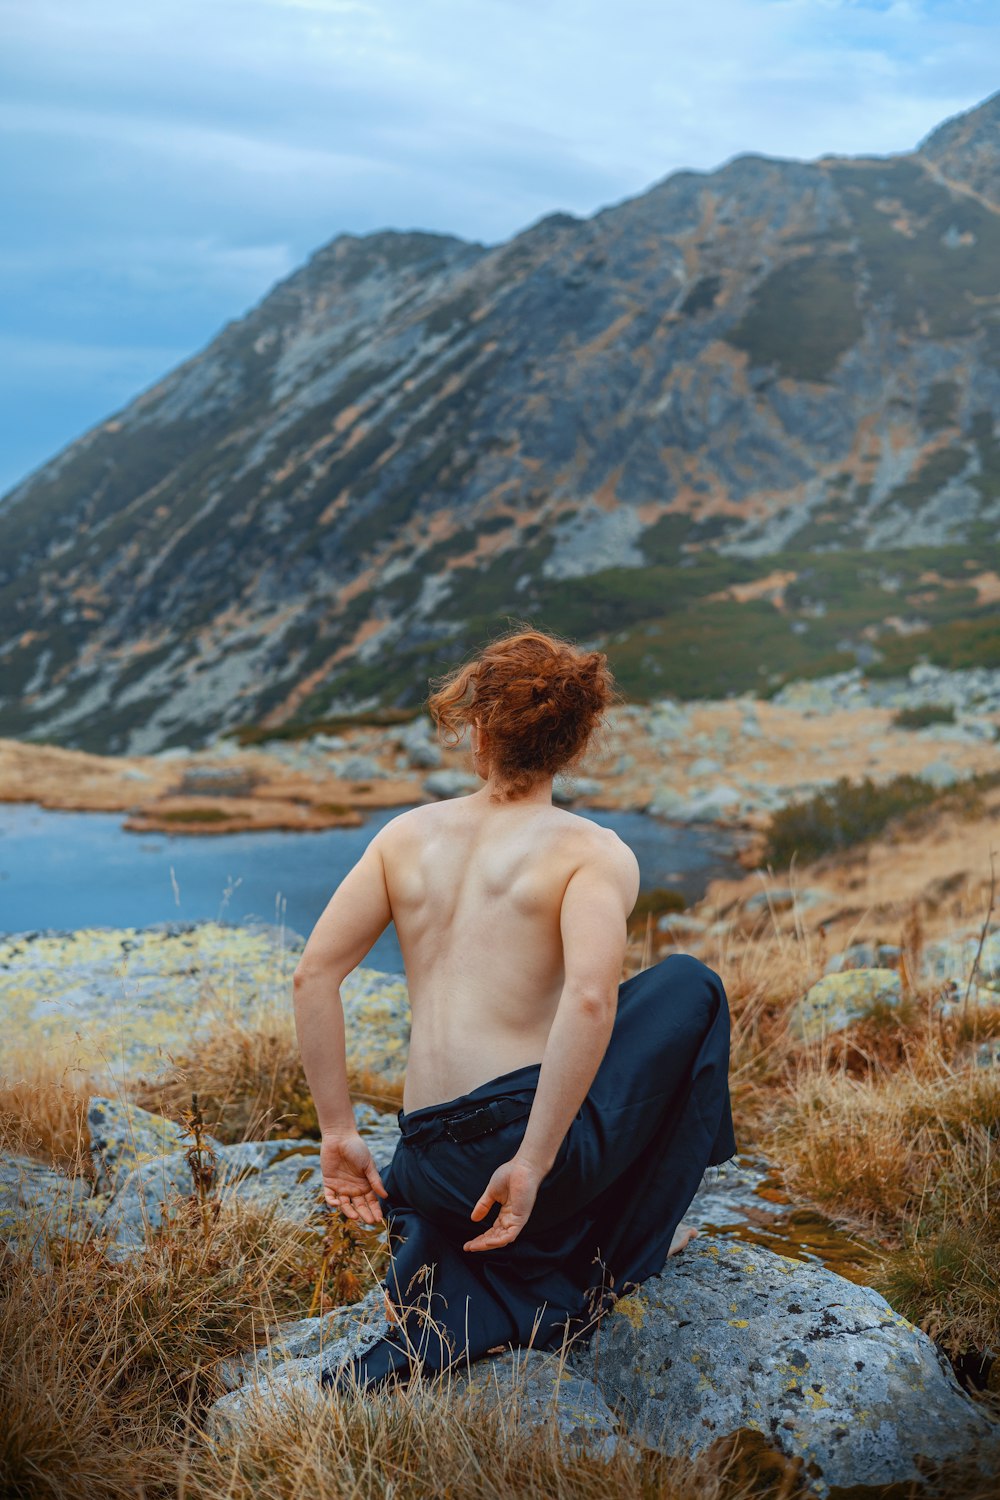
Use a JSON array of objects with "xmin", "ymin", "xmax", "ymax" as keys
[{"xmin": 1, "ymin": 0, "xmax": 997, "ymax": 495}]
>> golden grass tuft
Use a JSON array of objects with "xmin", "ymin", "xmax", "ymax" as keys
[
  {"xmin": 0, "ymin": 1062, "xmax": 96, "ymax": 1178},
  {"xmin": 133, "ymin": 1015, "xmax": 404, "ymax": 1145}
]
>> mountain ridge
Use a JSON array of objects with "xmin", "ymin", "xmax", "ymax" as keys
[{"xmin": 2, "ymin": 93, "xmax": 999, "ymax": 752}]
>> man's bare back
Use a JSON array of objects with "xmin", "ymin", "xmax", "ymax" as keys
[{"xmin": 379, "ymin": 787, "xmax": 638, "ymax": 1112}]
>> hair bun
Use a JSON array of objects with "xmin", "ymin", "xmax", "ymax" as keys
[{"xmin": 426, "ymin": 627, "xmax": 619, "ymax": 801}]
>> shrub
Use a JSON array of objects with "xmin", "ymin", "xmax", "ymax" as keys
[
  {"xmin": 763, "ymin": 774, "xmax": 941, "ymax": 866},
  {"xmin": 892, "ymin": 702, "xmax": 956, "ymax": 730}
]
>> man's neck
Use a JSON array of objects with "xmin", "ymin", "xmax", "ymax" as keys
[{"xmin": 479, "ymin": 772, "xmax": 554, "ymax": 807}]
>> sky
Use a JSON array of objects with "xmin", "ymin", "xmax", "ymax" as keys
[{"xmin": 1, "ymin": 0, "xmax": 997, "ymax": 495}]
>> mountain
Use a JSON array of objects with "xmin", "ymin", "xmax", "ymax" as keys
[{"xmin": 2, "ymin": 94, "xmax": 999, "ymax": 753}]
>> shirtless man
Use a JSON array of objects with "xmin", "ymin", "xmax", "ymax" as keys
[{"xmin": 293, "ymin": 630, "xmax": 706, "ymax": 1274}]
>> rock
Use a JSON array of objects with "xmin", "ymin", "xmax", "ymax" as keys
[
  {"xmin": 645, "ymin": 787, "xmax": 688, "ymax": 820},
  {"xmin": 921, "ymin": 931, "xmax": 1000, "ymax": 990},
  {"xmin": 340, "ymin": 755, "xmax": 386, "ymax": 781},
  {"xmin": 689, "ymin": 756, "xmax": 722, "ymax": 778},
  {"xmin": 452, "ymin": 1348, "xmax": 623, "ymax": 1459},
  {"xmin": 210, "ymin": 1234, "xmax": 997, "ymax": 1492},
  {"xmin": 552, "ymin": 774, "xmax": 602, "ymax": 804},
  {"xmin": 0, "ymin": 921, "xmax": 406, "ymax": 1082},
  {"xmin": 95, "ymin": 1101, "xmax": 400, "ymax": 1257},
  {"xmin": 209, "ymin": 1287, "xmax": 395, "ymax": 1435},
  {"xmin": 744, "ymin": 887, "xmax": 832, "ymax": 916},
  {"xmin": 397, "ymin": 715, "xmax": 443, "ymax": 768},
  {"xmin": 646, "ymin": 784, "xmax": 741, "ymax": 823},
  {"xmin": 917, "ymin": 758, "xmax": 960, "ymax": 789},
  {"xmin": 656, "ymin": 913, "xmax": 707, "ymax": 936},
  {"xmin": 341, "ymin": 970, "xmax": 410, "ymax": 1083},
  {"xmin": 87, "ymin": 1095, "xmax": 220, "ymax": 1195},
  {"xmin": 823, "ymin": 943, "xmax": 876, "ymax": 975},
  {"xmin": 568, "ymin": 1238, "xmax": 995, "ymax": 1496},
  {"xmin": 216, "ymin": 1286, "xmax": 392, "ymax": 1392},
  {"xmin": 683, "ymin": 784, "xmax": 742, "ymax": 822},
  {"xmin": 0, "ymin": 1154, "xmax": 96, "ymax": 1255},
  {"xmin": 790, "ymin": 969, "xmax": 901, "ymax": 1042},
  {"xmin": 406, "ymin": 739, "xmax": 442, "ymax": 769},
  {"xmin": 423, "ymin": 769, "xmax": 480, "ymax": 798}
]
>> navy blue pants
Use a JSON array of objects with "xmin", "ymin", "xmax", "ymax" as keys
[{"xmin": 323, "ymin": 953, "xmax": 736, "ymax": 1391}]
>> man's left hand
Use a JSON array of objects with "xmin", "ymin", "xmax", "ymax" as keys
[{"xmin": 463, "ymin": 1156, "xmax": 542, "ymax": 1252}]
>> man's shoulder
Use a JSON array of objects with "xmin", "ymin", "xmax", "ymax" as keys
[
  {"xmin": 372, "ymin": 801, "xmax": 448, "ymax": 844},
  {"xmin": 551, "ymin": 809, "xmax": 639, "ymax": 876}
]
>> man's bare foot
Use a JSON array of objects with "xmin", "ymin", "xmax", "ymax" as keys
[{"xmin": 668, "ymin": 1222, "xmax": 699, "ymax": 1257}]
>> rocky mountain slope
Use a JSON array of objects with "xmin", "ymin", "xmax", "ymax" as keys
[{"xmin": 2, "ymin": 94, "xmax": 999, "ymax": 753}]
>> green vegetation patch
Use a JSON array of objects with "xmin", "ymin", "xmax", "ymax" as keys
[
  {"xmin": 726, "ymin": 254, "xmax": 863, "ymax": 382},
  {"xmin": 892, "ymin": 703, "xmax": 956, "ymax": 731},
  {"xmin": 829, "ymin": 158, "xmax": 1000, "ymax": 338},
  {"xmin": 765, "ymin": 774, "xmax": 945, "ymax": 867}
]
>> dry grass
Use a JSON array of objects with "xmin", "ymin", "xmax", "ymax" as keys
[
  {"xmin": 0, "ymin": 1063, "xmax": 96, "ymax": 1178},
  {"xmin": 181, "ymin": 1377, "xmax": 815, "ymax": 1500},
  {"xmin": 132, "ymin": 1015, "xmax": 405, "ymax": 1144},
  {"xmin": 0, "ymin": 1152, "xmax": 807, "ymax": 1500},
  {"xmin": 680, "ymin": 884, "xmax": 1000, "ymax": 1372}
]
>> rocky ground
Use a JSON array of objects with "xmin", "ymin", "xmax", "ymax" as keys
[
  {"xmin": 1, "ymin": 664, "xmax": 998, "ymax": 845},
  {"xmin": 2, "ymin": 922, "xmax": 998, "ymax": 1495}
]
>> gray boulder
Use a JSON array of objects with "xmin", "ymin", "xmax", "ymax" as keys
[
  {"xmin": 0, "ymin": 1154, "xmax": 96, "ymax": 1256},
  {"xmin": 423, "ymin": 769, "xmax": 480, "ymax": 798},
  {"xmin": 87, "ymin": 1094, "xmax": 220, "ymax": 1195},
  {"xmin": 552, "ymin": 774, "xmax": 603, "ymax": 805},
  {"xmin": 567, "ymin": 1238, "xmax": 996, "ymax": 1496},
  {"xmin": 398, "ymin": 716, "xmax": 444, "ymax": 769},
  {"xmin": 917, "ymin": 758, "xmax": 960, "ymax": 790},
  {"xmin": 790, "ymin": 969, "xmax": 901, "ymax": 1042},
  {"xmin": 208, "ymin": 1236, "xmax": 997, "ymax": 1493},
  {"xmin": 95, "ymin": 1100, "xmax": 400, "ymax": 1257},
  {"xmin": 339, "ymin": 755, "xmax": 386, "ymax": 781}
]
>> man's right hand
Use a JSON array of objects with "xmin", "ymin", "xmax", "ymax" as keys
[{"xmin": 320, "ymin": 1131, "xmax": 388, "ymax": 1225}]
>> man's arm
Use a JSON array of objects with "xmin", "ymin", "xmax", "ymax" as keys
[
  {"xmin": 292, "ymin": 831, "xmax": 394, "ymax": 1223},
  {"xmin": 464, "ymin": 835, "xmax": 640, "ymax": 1252}
]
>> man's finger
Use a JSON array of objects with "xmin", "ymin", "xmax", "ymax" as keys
[
  {"xmin": 463, "ymin": 1223, "xmax": 519, "ymax": 1252},
  {"xmin": 469, "ymin": 1189, "xmax": 498, "ymax": 1222},
  {"xmin": 365, "ymin": 1163, "xmax": 388, "ymax": 1198}
]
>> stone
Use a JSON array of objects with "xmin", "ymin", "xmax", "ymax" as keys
[
  {"xmin": 398, "ymin": 716, "xmax": 443, "ymax": 768},
  {"xmin": 656, "ymin": 913, "xmax": 707, "ymax": 936},
  {"xmin": 689, "ymin": 756, "xmax": 722, "ymax": 778},
  {"xmin": 87, "ymin": 1095, "xmax": 220, "ymax": 1195},
  {"xmin": 422, "ymin": 769, "xmax": 480, "ymax": 798},
  {"xmin": 683, "ymin": 784, "xmax": 742, "ymax": 822},
  {"xmin": 552, "ymin": 774, "xmax": 602, "ymax": 805},
  {"xmin": 0, "ymin": 1154, "xmax": 96, "ymax": 1256},
  {"xmin": 94, "ymin": 1101, "xmax": 400, "ymax": 1257},
  {"xmin": 340, "ymin": 755, "xmax": 385, "ymax": 781},
  {"xmin": 405, "ymin": 739, "xmax": 442, "ymax": 769},
  {"xmin": 823, "ymin": 943, "xmax": 876, "ymax": 975},
  {"xmin": 451, "ymin": 1348, "xmax": 623, "ymax": 1459},
  {"xmin": 645, "ymin": 787, "xmax": 688, "ymax": 820},
  {"xmin": 790, "ymin": 969, "xmax": 902, "ymax": 1042},
  {"xmin": 568, "ymin": 1238, "xmax": 995, "ymax": 1496},
  {"xmin": 917, "ymin": 758, "xmax": 960, "ymax": 789},
  {"xmin": 0, "ymin": 921, "xmax": 406, "ymax": 1083}
]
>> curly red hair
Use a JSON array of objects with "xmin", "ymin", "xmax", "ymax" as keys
[{"xmin": 427, "ymin": 627, "xmax": 619, "ymax": 801}]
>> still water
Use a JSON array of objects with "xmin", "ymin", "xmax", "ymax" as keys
[{"xmin": 0, "ymin": 801, "xmax": 737, "ymax": 971}]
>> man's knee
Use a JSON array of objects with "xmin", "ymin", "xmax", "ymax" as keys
[{"xmin": 639, "ymin": 952, "xmax": 727, "ymax": 1018}]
